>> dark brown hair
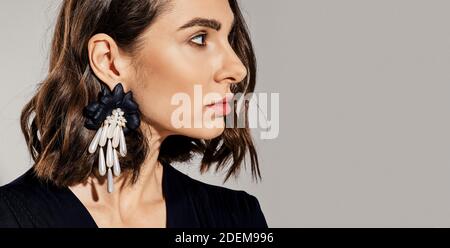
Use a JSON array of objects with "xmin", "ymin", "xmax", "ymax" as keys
[{"xmin": 21, "ymin": 0, "xmax": 260, "ymax": 187}]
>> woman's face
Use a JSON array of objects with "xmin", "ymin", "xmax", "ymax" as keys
[{"xmin": 129, "ymin": 0, "xmax": 247, "ymax": 140}]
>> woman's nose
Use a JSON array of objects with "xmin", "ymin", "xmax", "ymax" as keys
[{"xmin": 214, "ymin": 43, "xmax": 248, "ymax": 85}]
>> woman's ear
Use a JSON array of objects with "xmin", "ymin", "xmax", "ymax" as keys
[{"xmin": 87, "ymin": 33, "xmax": 132, "ymax": 91}]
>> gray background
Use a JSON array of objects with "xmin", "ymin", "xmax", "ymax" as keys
[{"xmin": 1, "ymin": 0, "xmax": 450, "ymax": 227}]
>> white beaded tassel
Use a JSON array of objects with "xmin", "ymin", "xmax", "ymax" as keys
[{"xmin": 88, "ymin": 108, "xmax": 127, "ymax": 193}]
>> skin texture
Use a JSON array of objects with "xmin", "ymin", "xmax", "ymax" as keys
[{"xmin": 69, "ymin": 0, "xmax": 247, "ymax": 227}]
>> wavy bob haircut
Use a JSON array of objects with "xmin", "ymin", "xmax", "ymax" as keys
[{"xmin": 21, "ymin": 0, "xmax": 260, "ymax": 187}]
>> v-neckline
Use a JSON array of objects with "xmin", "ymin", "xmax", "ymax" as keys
[{"xmin": 63, "ymin": 161, "xmax": 171, "ymax": 228}]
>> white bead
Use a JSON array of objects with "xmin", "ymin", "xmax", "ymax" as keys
[
  {"xmin": 98, "ymin": 147, "xmax": 106, "ymax": 176},
  {"xmin": 119, "ymin": 127, "xmax": 127, "ymax": 157},
  {"xmin": 99, "ymin": 123, "xmax": 109, "ymax": 147},
  {"xmin": 107, "ymin": 168, "xmax": 114, "ymax": 193},
  {"xmin": 107, "ymin": 122, "xmax": 116, "ymax": 139},
  {"xmin": 113, "ymin": 148, "xmax": 121, "ymax": 176},
  {"xmin": 106, "ymin": 139, "xmax": 113, "ymax": 168},
  {"xmin": 112, "ymin": 125, "xmax": 120, "ymax": 148},
  {"xmin": 88, "ymin": 127, "xmax": 102, "ymax": 154}
]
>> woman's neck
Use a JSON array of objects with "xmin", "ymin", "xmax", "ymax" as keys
[{"xmin": 70, "ymin": 122, "xmax": 170, "ymax": 216}]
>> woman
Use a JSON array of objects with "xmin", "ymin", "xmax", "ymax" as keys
[{"xmin": 0, "ymin": 0, "xmax": 267, "ymax": 228}]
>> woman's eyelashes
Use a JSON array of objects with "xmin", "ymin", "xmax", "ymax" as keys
[
  {"xmin": 189, "ymin": 31, "xmax": 233, "ymax": 48},
  {"xmin": 190, "ymin": 33, "xmax": 207, "ymax": 47}
]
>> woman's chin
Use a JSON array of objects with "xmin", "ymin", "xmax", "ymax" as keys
[
  {"xmin": 199, "ymin": 126, "xmax": 226, "ymax": 140},
  {"xmin": 180, "ymin": 125, "xmax": 225, "ymax": 140}
]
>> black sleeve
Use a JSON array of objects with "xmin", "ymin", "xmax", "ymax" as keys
[
  {"xmin": 0, "ymin": 190, "xmax": 20, "ymax": 228},
  {"xmin": 245, "ymin": 193, "xmax": 269, "ymax": 228}
]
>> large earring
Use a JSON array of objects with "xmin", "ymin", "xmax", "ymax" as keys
[{"xmin": 83, "ymin": 83, "xmax": 140, "ymax": 193}]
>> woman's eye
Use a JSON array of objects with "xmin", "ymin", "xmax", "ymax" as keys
[{"xmin": 190, "ymin": 33, "xmax": 207, "ymax": 47}]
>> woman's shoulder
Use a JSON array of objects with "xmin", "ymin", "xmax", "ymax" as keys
[
  {"xmin": 165, "ymin": 163, "xmax": 263, "ymax": 205},
  {"xmin": 0, "ymin": 168, "xmax": 95, "ymax": 227},
  {"xmin": 0, "ymin": 168, "xmax": 55, "ymax": 202},
  {"xmin": 0, "ymin": 168, "xmax": 44, "ymax": 227},
  {"xmin": 0, "ymin": 167, "xmax": 41, "ymax": 192},
  {"xmin": 164, "ymin": 163, "xmax": 268, "ymax": 227}
]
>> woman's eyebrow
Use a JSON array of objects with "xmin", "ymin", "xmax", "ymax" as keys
[{"xmin": 177, "ymin": 17, "xmax": 235, "ymax": 32}]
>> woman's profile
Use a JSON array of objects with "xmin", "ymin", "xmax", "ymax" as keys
[{"xmin": 0, "ymin": 0, "xmax": 267, "ymax": 228}]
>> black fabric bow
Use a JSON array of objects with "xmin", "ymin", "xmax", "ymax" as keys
[{"xmin": 84, "ymin": 83, "xmax": 140, "ymax": 134}]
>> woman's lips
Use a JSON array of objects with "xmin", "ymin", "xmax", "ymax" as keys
[
  {"xmin": 206, "ymin": 94, "xmax": 233, "ymax": 116},
  {"xmin": 206, "ymin": 101, "xmax": 231, "ymax": 116}
]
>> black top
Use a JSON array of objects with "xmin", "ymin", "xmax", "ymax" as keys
[{"xmin": 0, "ymin": 161, "xmax": 268, "ymax": 228}]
